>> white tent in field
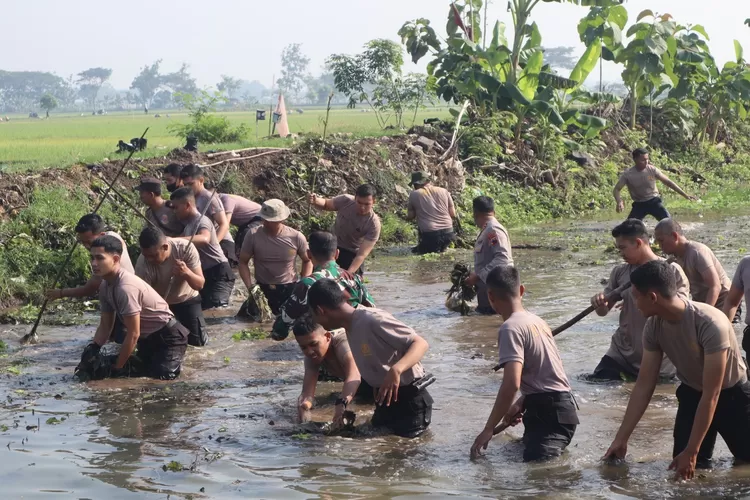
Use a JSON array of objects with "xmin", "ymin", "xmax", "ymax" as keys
[{"xmin": 274, "ymin": 94, "xmax": 290, "ymax": 137}]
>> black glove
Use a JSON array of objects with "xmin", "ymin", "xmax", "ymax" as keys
[{"xmin": 80, "ymin": 342, "xmax": 101, "ymax": 364}]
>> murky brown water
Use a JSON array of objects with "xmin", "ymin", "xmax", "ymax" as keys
[{"xmin": 3, "ymin": 212, "xmax": 750, "ymax": 499}]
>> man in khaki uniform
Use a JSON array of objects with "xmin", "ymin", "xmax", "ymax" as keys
[
  {"xmin": 470, "ymin": 266, "xmax": 578, "ymax": 462},
  {"xmin": 239, "ymin": 199, "xmax": 312, "ymax": 315},
  {"xmin": 406, "ymin": 172, "xmax": 457, "ymax": 254},
  {"xmin": 169, "ymin": 188, "xmax": 235, "ymax": 309},
  {"xmin": 724, "ymin": 256, "xmax": 750, "ymax": 356},
  {"xmin": 654, "ymin": 218, "xmax": 732, "ymax": 310},
  {"xmin": 308, "ymin": 278, "xmax": 432, "ymax": 438},
  {"xmin": 466, "ymin": 196, "xmax": 513, "ymax": 315},
  {"xmin": 603, "ymin": 260, "xmax": 750, "ymax": 480},
  {"xmin": 162, "ymin": 163, "xmax": 183, "ymax": 193},
  {"xmin": 179, "ymin": 164, "xmax": 230, "ymax": 242},
  {"xmin": 293, "ymin": 314, "xmax": 363, "ymax": 427},
  {"xmin": 136, "ymin": 227, "xmax": 208, "ymax": 347},
  {"xmin": 77, "ymin": 235, "xmax": 190, "ymax": 380},
  {"xmin": 219, "ymin": 192, "xmax": 262, "ymax": 263},
  {"xmin": 613, "ymin": 148, "xmax": 696, "ymax": 221},
  {"xmin": 308, "ymin": 183, "xmax": 381, "ymax": 275},
  {"xmin": 591, "ymin": 219, "xmax": 689, "ymax": 380},
  {"xmin": 136, "ymin": 177, "xmax": 184, "ymax": 237}
]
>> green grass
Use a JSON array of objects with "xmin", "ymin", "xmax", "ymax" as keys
[
  {"xmin": 0, "ymin": 108, "xmax": 451, "ymax": 171},
  {"xmin": 231, "ymin": 328, "xmax": 267, "ymax": 341}
]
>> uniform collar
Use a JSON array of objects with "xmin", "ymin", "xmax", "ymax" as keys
[{"xmin": 314, "ymin": 260, "xmax": 339, "ymax": 273}]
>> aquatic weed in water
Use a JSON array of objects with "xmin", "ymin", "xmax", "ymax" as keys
[{"xmin": 231, "ymin": 328, "xmax": 267, "ymax": 341}]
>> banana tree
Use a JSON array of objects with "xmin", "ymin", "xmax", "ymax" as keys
[
  {"xmin": 399, "ymin": 0, "xmax": 616, "ymax": 145},
  {"xmin": 577, "ymin": 3, "xmax": 628, "ymax": 91},
  {"xmin": 617, "ymin": 10, "xmax": 678, "ymax": 129}
]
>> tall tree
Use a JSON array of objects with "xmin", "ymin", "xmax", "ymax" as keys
[
  {"xmin": 130, "ymin": 60, "xmax": 163, "ymax": 110},
  {"xmin": 0, "ymin": 71, "xmax": 69, "ymax": 113},
  {"xmin": 217, "ymin": 75, "xmax": 242, "ymax": 101},
  {"xmin": 39, "ymin": 93, "xmax": 58, "ymax": 117},
  {"xmin": 277, "ymin": 43, "xmax": 311, "ymax": 101},
  {"xmin": 77, "ymin": 67, "xmax": 112, "ymax": 111},
  {"xmin": 162, "ymin": 63, "xmax": 197, "ymax": 96}
]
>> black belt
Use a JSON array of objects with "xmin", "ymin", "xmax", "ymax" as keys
[{"xmin": 525, "ymin": 391, "xmax": 575, "ymax": 404}]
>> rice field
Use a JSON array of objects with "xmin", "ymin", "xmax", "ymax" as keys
[{"xmin": 0, "ymin": 107, "xmax": 451, "ymax": 172}]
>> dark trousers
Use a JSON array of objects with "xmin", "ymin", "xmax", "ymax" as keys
[
  {"xmin": 200, "ymin": 261, "xmax": 235, "ymax": 309},
  {"xmin": 371, "ymin": 384, "xmax": 433, "ymax": 438},
  {"xmin": 336, "ymin": 247, "xmax": 364, "ymax": 276},
  {"xmin": 592, "ymin": 354, "xmax": 639, "ymax": 381},
  {"xmin": 475, "ymin": 281, "xmax": 495, "ymax": 315},
  {"xmin": 743, "ymin": 326, "xmax": 750, "ymax": 355},
  {"xmin": 170, "ymin": 295, "xmax": 208, "ymax": 347},
  {"xmin": 522, "ymin": 391, "xmax": 578, "ymax": 462},
  {"xmin": 136, "ymin": 320, "xmax": 189, "ymax": 380},
  {"xmin": 258, "ymin": 283, "xmax": 295, "ymax": 315},
  {"xmin": 627, "ymin": 196, "xmax": 670, "ymax": 221},
  {"xmin": 674, "ymin": 381, "xmax": 750, "ymax": 466},
  {"xmin": 220, "ymin": 240, "xmax": 238, "ymax": 266},
  {"xmin": 413, "ymin": 229, "xmax": 456, "ymax": 255}
]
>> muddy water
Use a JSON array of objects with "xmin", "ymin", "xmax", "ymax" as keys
[{"xmin": 3, "ymin": 213, "xmax": 750, "ymax": 499}]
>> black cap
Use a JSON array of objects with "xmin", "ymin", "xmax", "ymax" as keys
[{"xmin": 135, "ymin": 177, "xmax": 162, "ymax": 194}]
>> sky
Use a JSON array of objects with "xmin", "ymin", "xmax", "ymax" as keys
[{"xmin": 2, "ymin": 0, "xmax": 748, "ymax": 90}]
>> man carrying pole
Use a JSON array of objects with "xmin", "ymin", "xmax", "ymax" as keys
[
  {"xmin": 135, "ymin": 177, "xmax": 184, "ymax": 237},
  {"xmin": 135, "ymin": 227, "xmax": 208, "ymax": 346},
  {"xmin": 169, "ymin": 187, "xmax": 235, "ymax": 309}
]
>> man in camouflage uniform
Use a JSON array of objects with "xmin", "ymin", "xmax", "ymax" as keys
[{"xmin": 272, "ymin": 231, "xmax": 374, "ymax": 341}]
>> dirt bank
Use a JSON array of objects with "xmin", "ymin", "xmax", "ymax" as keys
[{"xmin": 0, "ymin": 134, "xmax": 466, "ymax": 221}]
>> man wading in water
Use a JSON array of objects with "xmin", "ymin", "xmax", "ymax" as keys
[
  {"xmin": 77, "ymin": 235, "xmax": 189, "ymax": 380},
  {"xmin": 135, "ymin": 227, "xmax": 208, "ymax": 346},
  {"xmin": 309, "ymin": 184, "xmax": 381, "ymax": 275},
  {"xmin": 654, "ymin": 218, "xmax": 732, "ymax": 311},
  {"xmin": 239, "ymin": 199, "xmax": 312, "ymax": 316},
  {"xmin": 271, "ymin": 231, "xmax": 374, "ymax": 341},
  {"xmin": 471, "ymin": 266, "xmax": 578, "ymax": 461},
  {"xmin": 169, "ymin": 188, "xmax": 235, "ymax": 309},
  {"xmin": 406, "ymin": 171, "xmax": 457, "ymax": 254},
  {"xmin": 613, "ymin": 148, "xmax": 696, "ymax": 221},
  {"xmin": 590, "ymin": 219, "xmax": 689, "ymax": 380},
  {"xmin": 308, "ymin": 278, "xmax": 432, "ymax": 438},
  {"xmin": 292, "ymin": 314, "xmax": 365, "ymax": 427},
  {"xmin": 604, "ymin": 260, "xmax": 750, "ymax": 480},
  {"xmin": 465, "ymin": 196, "xmax": 513, "ymax": 315},
  {"xmin": 136, "ymin": 177, "xmax": 184, "ymax": 237}
]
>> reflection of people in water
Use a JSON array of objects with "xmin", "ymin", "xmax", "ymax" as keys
[{"xmin": 76, "ymin": 235, "xmax": 190, "ymax": 380}]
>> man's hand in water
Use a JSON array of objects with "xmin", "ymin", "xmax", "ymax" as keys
[
  {"xmin": 470, "ymin": 427, "xmax": 494, "ymax": 459},
  {"xmin": 602, "ymin": 439, "xmax": 628, "ymax": 462},
  {"xmin": 298, "ymin": 399, "xmax": 312, "ymax": 423},
  {"xmin": 332, "ymin": 404, "xmax": 346, "ymax": 428},
  {"xmin": 669, "ymin": 449, "xmax": 697, "ymax": 480}
]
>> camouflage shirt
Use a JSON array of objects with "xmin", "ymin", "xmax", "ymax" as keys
[{"xmin": 272, "ymin": 261, "xmax": 375, "ymax": 338}]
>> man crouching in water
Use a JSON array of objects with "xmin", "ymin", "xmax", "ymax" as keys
[
  {"xmin": 293, "ymin": 314, "xmax": 364, "ymax": 427},
  {"xmin": 307, "ymin": 279, "xmax": 432, "ymax": 438},
  {"xmin": 77, "ymin": 235, "xmax": 189, "ymax": 380}
]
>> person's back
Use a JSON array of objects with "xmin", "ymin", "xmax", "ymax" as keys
[
  {"xmin": 408, "ymin": 185, "xmax": 453, "ymax": 233},
  {"xmin": 678, "ymin": 241, "xmax": 731, "ymax": 307}
]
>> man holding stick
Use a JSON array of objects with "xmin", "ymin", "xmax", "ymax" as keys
[
  {"xmin": 180, "ymin": 164, "xmax": 230, "ymax": 242},
  {"xmin": 218, "ymin": 192, "xmax": 263, "ymax": 264},
  {"xmin": 603, "ymin": 260, "xmax": 750, "ymax": 479},
  {"xmin": 471, "ymin": 266, "xmax": 578, "ymax": 461},
  {"xmin": 590, "ymin": 219, "xmax": 689, "ymax": 380},
  {"xmin": 136, "ymin": 227, "xmax": 208, "ymax": 346},
  {"xmin": 169, "ymin": 188, "xmax": 235, "ymax": 309},
  {"xmin": 136, "ymin": 177, "xmax": 184, "ymax": 237}
]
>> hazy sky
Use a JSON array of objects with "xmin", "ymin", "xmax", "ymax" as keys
[{"xmin": 3, "ymin": 0, "xmax": 748, "ymax": 89}]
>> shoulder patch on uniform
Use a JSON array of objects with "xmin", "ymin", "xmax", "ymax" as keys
[{"xmin": 488, "ymin": 231, "xmax": 500, "ymax": 246}]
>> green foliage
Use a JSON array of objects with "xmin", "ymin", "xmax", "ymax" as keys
[
  {"xmin": 168, "ymin": 89, "xmax": 249, "ymax": 143},
  {"xmin": 0, "ymin": 340, "xmax": 6, "ymax": 352},
  {"xmin": 39, "ymin": 94, "xmax": 58, "ymax": 113},
  {"xmin": 232, "ymin": 328, "xmax": 267, "ymax": 341},
  {"xmin": 163, "ymin": 461, "xmax": 185, "ymax": 472},
  {"xmin": 45, "ymin": 417, "xmax": 62, "ymax": 425},
  {"xmin": 379, "ymin": 213, "xmax": 416, "ymax": 244}
]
